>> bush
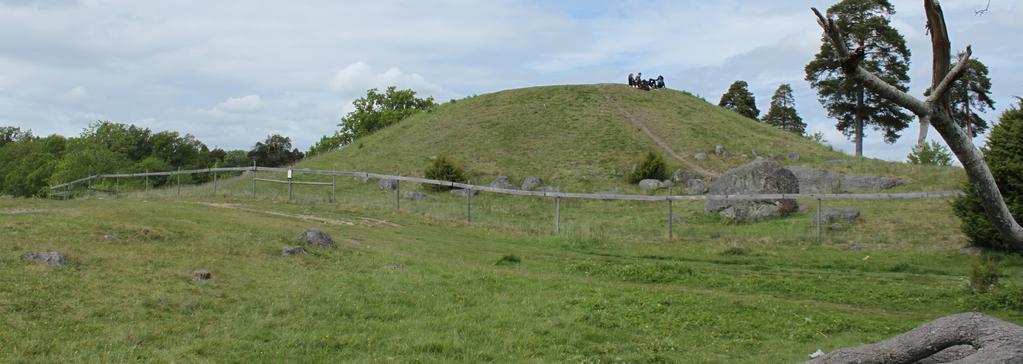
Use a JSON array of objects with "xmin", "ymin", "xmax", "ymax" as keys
[
  {"xmin": 423, "ymin": 156, "xmax": 467, "ymax": 191},
  {"xmin": 626, "ymin": 151, "xmax": 667, "ymax": 184},
  {"xmin": 969, "ymin": 257, "xmax": 1000, "ymax": 293},
  {"xmin": 951, "ymin": 101, "xmax": 1023, "ymax": 251},
  {"xmin": 907, "ymin": 140, "xmax": 953, "ymax": 166}
]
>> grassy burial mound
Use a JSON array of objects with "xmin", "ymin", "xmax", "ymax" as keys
[{"xmin": 300, "ymin": 84, "xmax": 963, "ymax": 192}]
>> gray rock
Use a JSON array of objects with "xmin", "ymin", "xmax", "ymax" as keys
[
  {"xmin": 787, "ymin": 152, "xmax": 801, "ymax": 161},
  {"xmin": 959, "ymin": 246, "xmax": 984, "ymax": 255},
  {"xmin": 450, "ymin": 188, "xmax": 479, "ymax": 197},
  {"xmin": 404, "ymin": 191, "xmax": 428, "ymax": 201},
  {"xmin": 297, "ymin": 229, "xmax": 335, "ymax": 248},
  {"xmin": 705, "ymin": 160, "xmax": 799, "ymax": 223},
  {"xmin": 772, "ymin": 154, "xmax": 785, "ymax": 161},
  {"xmin": 489, "ymin": 176, "xmax": 515, "ymax": 190},
  {"xmin": 281, "ymin": 245, "xmax": 307, "ymax": 256},
  {"xmin": 715, "ymin": 145, "xmax": 728, "ymax": 156},
  {"xmin": 828, "ymin": 223, "xmax": 845, "ymax": 231},
  {"xmin": 812, "ymin": 208, "xmax": 861, "ymax": 225},
  {"xmin": 788, "ymin": 167, "xmax": 903, "ymax": 193},
  {"xmin": 639, "ymin": 179, "xmax": 666, "ymax": 191},
  {"xmin": 685, "ymin": 179, "xmax": 708, "ymax": 195},
  {"xmin": 521, "ymin": 176, "xmax": 543, "ymax": 191},
  {"xmin": 917, "ymin": 345, "xmax": 978, "ymax": 364},
  {"xmin": 378, "ymin": 179, "xmax": 398, "ymax": 191},
  {"xmin": 672, "ymin": 169, "xmax": 699, "ymax": 184},
  {"xmin": 192, "ymin": 269, "xmax": 211, "ymax": 282},
  {"xmin": 841, "ymin": 174, "xmax": 903, "ymax": 191},
  {"xmin": 694, "ymin": 152, "xmax": 708, "ymax": 161},
  {"xmin": 24, "ymin": 251, "xmax": 68, "ymax": 267}
]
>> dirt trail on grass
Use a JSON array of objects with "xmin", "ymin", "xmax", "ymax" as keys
[
  {"xmin": 599, "ymin": 86, "xmax": 719, "ymax": 177},
  {"xmin": 197, "ymin": 202, "xmax": 399, "ymax": 228}
]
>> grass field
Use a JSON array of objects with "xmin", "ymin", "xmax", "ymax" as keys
[{"xmin": 3, "ymin": 187, "xmax": 1022, "ymax": 362}]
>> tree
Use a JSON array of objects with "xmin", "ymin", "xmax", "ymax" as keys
[
  {"xmin": 805, "ymin": 0, "xmax": 912, "ymax": 157},
  {"xmin": 952, "ymin": 101, "xmax": 1023, "ymax": 251},
  {"xmin": 718, "ymin": 80, "xmax": 759, "ymax": 120},
  {"xmin": 762, "ymin": 84, "xmax": 806, "ymax": 134},
  {"xmin": 336, "ymin": 86, "xmax": 435, "ymax": 143},
  {"xmin": 906, "ymin": 140, "xmax": 952, "ymax": 166},
  {"xmin": 248, "ymin": 134, "xmax": 304, "ymax": 167},
  {"xmin": 0, "ymin": 126, "xmax": 31, "ymax": 147},
  {"xmin": 949, "ymin": 56, "xmax": 995, "ymax": 139},
  {"xmin": 810, "ymin": 0, "xmax": 1022, "ymax": 249},
  {"xmin": 307, "ymin": 131, "xmax": 350, "ymax": 157}
]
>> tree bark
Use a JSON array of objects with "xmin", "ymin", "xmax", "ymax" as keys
[
  {"xmin": 855, "ymin": 86, "xmax": 864, "ymax": 157},
  {"xmin": 806, "ymin": 312, "xmax": 1023, "ymax": 364},
  {"xmin": 811, "ymin": 2, "xmax": 1023, "ymax": 249},
  {"xmin": 917, "ymin": 115, "xmax": 929, "ymax": 146}
]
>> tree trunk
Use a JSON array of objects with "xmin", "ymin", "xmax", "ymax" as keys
[{"xmin": 855, "ymin": 86, "xmax": 864, "ymax": 157}]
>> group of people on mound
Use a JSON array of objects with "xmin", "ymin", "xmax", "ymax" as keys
[{"xmin": 627, "ymin": 73, "xmax": 665, "ymax": 90}]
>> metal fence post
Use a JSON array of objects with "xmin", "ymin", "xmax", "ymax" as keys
[
  {"xmin": 213, "ymin": 163, "xmax": 218, "ymax": 195},
  {"xmin": 395, "ymin": 179, "xmax": 400, "ymax": 210},
  {"xmin": 466, "ymin": 182, "xmax": 472, "ymax": 224},
  {"xmin": 115, "ymin": 177, "xmax": 120, "ymax": 196},
  {"xmin": 64, "ymin": 183, "xmax": 69, "ymax": 201},
  {"xmin": 555, "ymin": 196, "xmax": 561, "ymax": 234},
  {"xmin": 668, "ymin": 185, "xmax": 673, "ymax": 239},
  {"xmin": 252, "ymin": 162, "xmax": 257, "ymax": 199},
  {"xmin": 145, "ymin": 169, "xmax": 149, "ymax": 194},
  {"xmin": 816, "ymin": 198, "xmax": 823, "ymax": 243},
  {"xmin": 331, "ymin": 175, "xmax": 336, "ymax": 203},
  {"xmin": 176, "ymin": 167, "xmax": 181, "ymax": 197}
]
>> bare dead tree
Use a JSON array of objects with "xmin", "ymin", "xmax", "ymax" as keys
[
  {"xmin": 811, "ymin": 0, "xmax": 1023, "ymax": 250},
  {"xmin": 976, "ymin": 0, "xmax": 991, "ymax": 15}
]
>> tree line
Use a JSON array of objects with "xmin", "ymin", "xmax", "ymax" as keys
[{"xmin": 0, "ymin": 122, "xmax": 304, "ymax": 197}]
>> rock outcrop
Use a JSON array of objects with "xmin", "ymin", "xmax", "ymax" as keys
[
  {"xmin": 297, "ymin": 229, "xmax": 335, "ymax": 248},
  {"xmin": 705, "ymin": 160, "xmax": 799, "ymax": 223}
]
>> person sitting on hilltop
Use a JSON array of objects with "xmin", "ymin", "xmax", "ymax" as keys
[
  {"xmin": 635, "ymin": 72, "xmax": 642, "ymax": 88},
  {"xmin": 656, "ymin": 75, "xmax": 665, "ymax": 89},
  {"xmin": 628, "ymin": 73, "xmax": 635, "ymax": 87}
]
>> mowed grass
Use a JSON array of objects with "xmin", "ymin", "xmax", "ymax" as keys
[{"xmin": 3, "ymin": 193, "xmax": 1022, "ymax": 362}]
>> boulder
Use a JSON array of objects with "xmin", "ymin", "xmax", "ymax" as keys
[
  {"xmin": 842, "ymin": 174, "xmax": 903, "ymax": 191},
  {"xmin": 639, "ymin": 179, "xmax": 666, "ymax": 191},
  {"xmin": 282, "ymin": 245, "xmax": 307, "ymax": 256},
  {"xmin": 671, "ymin": 169, "xmax": 699, "ymax": 184},
  {"xmin": 715, "ymin": 145, "xmax": 728, "ymax": 156},
  {"xmin": 694, "ymin": 152, "xmax": 708, "ymax": 161},
  {"xmin": 378, "ymin": 179, "xmax": 398, "ymax": 191},
  {"xmin": 404, "ymin": 191, "xmax": 428, "ymax": 201},
  {"xmin": 192, "ymin": 269, "xmax": 212, "ymax": 282},
  {"xmin": 812, "ymin": 208, "xmax": 860, "ymax": 225},
  {"xmin": 705, "ymin": 160, "xmax": 799, "ymax": 223},
  {"xmin": 450, "ymin": 188, "xmax": 479, "ymax": 197},
  {"xmin": 685, "ymin": 179, "xmax": 708, "ymax": 195},
  {"xmin": 788, "ymin": 166, "xmax": 904, "ymax": 193},
  {"xmin": 521, "ymin": 176, "xmax": 543, "ymax": 191},
  {"xmin": 297, "ymin": 229, "xmax": 335, "ymax": 248},
  {"xmin": 24, "ymin": 251, "xmax": 68, "ymax": 267},
  {"xmin": 489, "ymin": 176, "xmax": 515, "ymax": 190}
]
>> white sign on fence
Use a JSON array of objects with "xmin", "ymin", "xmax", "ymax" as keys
[{"xmin": 287, "ymin": 169, "xmax": 293, "ymax": 179}]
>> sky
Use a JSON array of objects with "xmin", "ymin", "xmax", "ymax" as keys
[{"xmin": 1, "ymin": 0, "xmax": 1021, "ymax": 161}]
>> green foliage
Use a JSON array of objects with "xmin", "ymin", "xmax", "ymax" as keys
[
  {"xmin": 626, "ymin": 151, "xmax": 667, "ymax": 184},
  {"xmin": 952, "ymin": 101, "xmax": 1023, "ymax": 250},
  {"xmin": 970, "ymin": 257, "xmax": 1000, "ymax": 293},
  {"xmin": 335, "ymin": 86, "xmax": 435, "ymax": 143},
  {"xmin": 949, "ymin": 56, "xmax": 996, "ymax": 138},
  {"xmin": 221, "ymin": 150, "xmax": 252, "ymax": 167},
  {"xmin": 496, "ymin": 254, "xmax": 521, "ymax": 265},
  {"xmin": 0, "ymin": 126, "xmax": 31, "ymax": 147},
  {"xmin": 906, "ymin": 140, "xmax": 953, "ymax": 166},
  {"xmin": 762, "ymin": 84, "xmax": 806, "ymax": 134},
  {"xmin": 307, "ymin": 131, "xmax": 351, "ymax": 157},
  {"xmin": 248, "ymin": 134, "xmax": 304, "ymax": 167},
  {"xmin": 423, "ymin": 156, "xmax": 467, "ymax": 191},
  {"xmin": 718, "ymin": 80, "xmax": 759, "ymax": 120},
  {"xmin": 805, "ymin": 0, "xmax": 912, "ymax": 151}
]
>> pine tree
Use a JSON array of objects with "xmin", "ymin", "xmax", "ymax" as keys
[
  {"xmin": 718, "ymin": 80, "xmax": 759, "ymax": 120},
  {"xmin": 762, "ymin": 84, "xmax": 806, "ymax": 134},
  {"xmin": 949, "ymin": 56, "xmax": 995, "ymax": 138},
  {"xmin": 805, "ymin": 0, "xmax": 912, "ymax": 157}
]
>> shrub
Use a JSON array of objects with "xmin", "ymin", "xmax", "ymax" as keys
[
  {"xmin": 969, "ymin": 257, "xmax": 1000, "ymax": 293},
  {"xmin": 626, "ymin": 151, "xmax": 667, "ymax": 184},
  {"xmin": 423, "ymin": 155, "xmax": 467, "ymax": 191},
  {"xmin": 907, "ymin": 140, "xmax": 953, "ymax": 166},
  {"xmin": 951, "ymin": 101, "xmax": 1023, "ymax": 251}
]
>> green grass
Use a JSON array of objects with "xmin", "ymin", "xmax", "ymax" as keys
[
  {"xmin": 3, "ymin": 192, "xmax": 1021, "ymax": 362},
  {"xmin": 299, "ymin": 84, "xmax": 964, "ymax": 192}
]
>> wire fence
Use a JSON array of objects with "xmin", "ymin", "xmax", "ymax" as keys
[{"xmin": 48, "ymin": 165, "xmax": 963, "ymax": 242}]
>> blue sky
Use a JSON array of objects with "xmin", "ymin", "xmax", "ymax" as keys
[{"xmin": 1, "ymin": 0, "xmax": 1020, "ymax": 161}]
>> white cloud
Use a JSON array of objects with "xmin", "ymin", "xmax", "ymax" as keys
[
  {"xmin": 216, "ymin": 95, "xmax": 263, "ymax": 113},
  {"xmin": 330, "ymin": 62, "xmax": 446, "ymax": 100},
  {"xmin": 66, "ymin": 86, "xmax": 87, "ymax": 98}
]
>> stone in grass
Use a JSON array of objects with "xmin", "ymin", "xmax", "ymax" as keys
[
  {"xmin": 24, "ymin": 251, "xmax": 68, "ymax": 267},
  {"xmin": 521, "ymin": 176, "xmax": 543, "ymax": 191},
  {"xmin": 297, "ymin": 229, "xmax": 335, "ymax": 248},
  {"xmin": 639, "ymin": 179, "xmax": 666, "ymax": 192},
  {"xmin": 715, "ymin": 145, "xmax": 728, "ymax": 157},
  {"xmin": 404, "ymin": 191, "xmax": 428, "ymax": 201},
  {"xmin": 694, "ymin": 152, "xmax": 708, "ymax": 161},
  {"xmin": 281, "ymin": 245, "xmax": 307, "ymax": 256},
  {"xmin": 685, "ymin": 179, "xmax": 708, "ymax": 195},
  {"xmin": 192, "ymin": 269, "xmax": 212, "ymax": 282},
  {"xmin": 378, "ymin": 179, "xmax": 398, "ymax": 191},
  {"xmin": 450, "ymin": 188, "xmax": 479, "ymax": 197},
  {"xmin": 489, "ymin": 176, "xmax": 515, "ymax": 190}
]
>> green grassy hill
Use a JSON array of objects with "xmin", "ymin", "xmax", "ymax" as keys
[{"xmin": 300, "ymin": 84, "xmax": 962, "ymax": 192}]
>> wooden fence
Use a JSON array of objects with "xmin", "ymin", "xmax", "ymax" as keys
[{"xmin": 48, "ymin": 165, "xmax": 964, "ymax": 240}]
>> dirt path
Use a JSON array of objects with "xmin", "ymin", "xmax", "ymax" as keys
[
  {"xmin": 599, "ymin": 87, "xmax": 718, "ymax": 177},
  {"xmin": 197, "ymin": 202, "xmax": 399, "ymax": 228}
]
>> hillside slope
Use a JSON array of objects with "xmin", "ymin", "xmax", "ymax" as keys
[{"xmin": 300, "ymin": 84, "xmax": 962, "ymax": 191}]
